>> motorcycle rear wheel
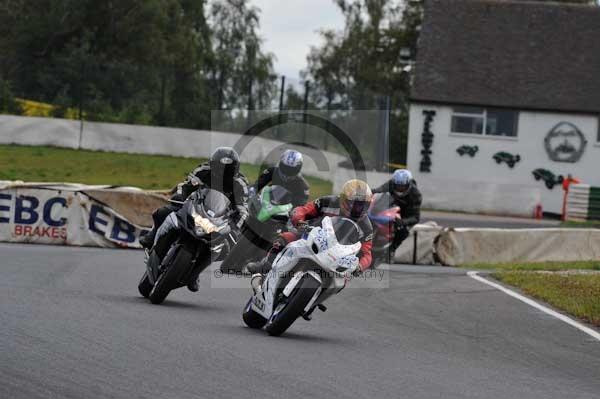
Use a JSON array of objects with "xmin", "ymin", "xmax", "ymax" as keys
[
  {"xmin": 138, "ymin": 271, "xmax": 152, "ymax": 298},
  {"xmin": 265, "ymin": 275, "xmax": 321, "ymax": 336}
]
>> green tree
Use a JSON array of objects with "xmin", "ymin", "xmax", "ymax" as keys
[
  {"xmin": 0, "ymin": 79, "xmax": 22, "ymax": 115},
  {"xmin": 304, "ymin": 0, "xmax": 417, "ymax": 164},
  {"xmin": 0, "ymin": 0, "xmax": 275, "ymax": 128},
  {"xmin": 208, "ymin": 0, "xmax": 277, "ymax": 114}
]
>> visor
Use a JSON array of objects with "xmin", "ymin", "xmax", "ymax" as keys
[
  {"xmin": 210, "ymin": 164, "xmax": 236, "ymax": 186},
  {"xmin": 279, "ymin": 163, "xmax": 301, "ymax": 177},
  {"xmin": 344, "ymin": 199, "xmax": 370, "ymax": 218},
  {"xmin": 393, "ymin": 183, "xmax": 410, "ymax": 196}
]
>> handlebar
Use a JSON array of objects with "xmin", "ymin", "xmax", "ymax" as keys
[{"xmin": 294, "ymin": 220, "xmax": 314, "ymax": 235}]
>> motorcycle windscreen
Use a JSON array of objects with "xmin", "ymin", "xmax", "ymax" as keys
[
  {"xmin": 369, "ymin": 192, "xmax": 394, "ymax": 215},
  {"xmin": 198, "ymin": 189, "xmax": 231, "ymax": 219},
  {"xmin": 269, "ymin": 185, "xmax": 292, "ymax": 206},
  {"xmin": 329, "ymin": 217, "xmax": 361, "ymax": 245}
]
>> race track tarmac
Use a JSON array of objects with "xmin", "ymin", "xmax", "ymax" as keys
[{"xmin": 1, "ymin": 243, "xmax": 598, "ymax": 399}]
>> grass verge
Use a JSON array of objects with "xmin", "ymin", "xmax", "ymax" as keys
[
  {"xmin": 464, "ymin": 261, "xmax": 600, "ymax": 327},
  {"xmin": 561, "ymin": 220, "xmax": 600, "ymax": 229},
  {"xmin": 492, "ymin": 271, "xmax": 600, "ymax": 327},
  {"xmin": 0, "ymin": 144, "xmax": 332, "ymax": 198},
  {"xmin": 463, "ymin": 261, "xmax": 600, "ymax": 272}
]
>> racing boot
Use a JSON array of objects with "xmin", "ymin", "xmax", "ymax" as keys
[
  {"xmin": 246, "ymin": 256, "xmax": 273, "ymax": 275},
  {"xmin": 246, "ymin": 238, "xmax": 285, "ymax": 275},
  {"xmin": 250, "ymin": 274, "xmax": 263, "ymax": 294},
  {"xmin": 139, "ymin": 229, "xmax": 156, "ymax": 249}
]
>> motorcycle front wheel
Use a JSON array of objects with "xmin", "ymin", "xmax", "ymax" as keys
[
  {"xmin": 138, "ymin": 271, "xmax": 152, "ymax": 298},
  {"xmin": 265, "ymin": 274, "xmax": 321, "ymax": 337},
  {"xmin": 149, "ymin": 245, "xmax": 194, "ymax": 304},
  {"xmin": 242, "ymin": 298, "xmax": 268, "ymax": 329}
]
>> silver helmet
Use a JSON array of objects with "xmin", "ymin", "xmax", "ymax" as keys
[
  {"xmin": 277, "ymin": 150, "xmax": 303, "ymax": 182},
  {"xmin": 392, "ymin": 169, "xmax": 413, "ymax": 198}
]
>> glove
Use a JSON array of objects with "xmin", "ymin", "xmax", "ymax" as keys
[
  {"xmin": 352, "ymin": 266, "xmax": 362, "ymax": 277},
  {"xmin": 395, "ymin": 218, "xmax": 407, "ymax": 228},
  {"xmin": 295, "ymin": 220, "xmax": 310, "ymax": 234},
  {"xmin": 187, "ymin": 174, "xmax": 202, "ymax": 187},
  {"xmin": 272, "ymin": 237, "xmax": 287, "ymax": 252}
]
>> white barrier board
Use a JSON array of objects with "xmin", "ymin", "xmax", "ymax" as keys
[{"xmin": 436, "ymin": 227, "xmax": 600, "ymax": 266}]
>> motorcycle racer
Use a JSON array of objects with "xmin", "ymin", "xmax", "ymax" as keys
[
  {"xmin": 254, "ymin": 149, "xmax": 310, "ymax": 206},
  {"xmin": 248, "ymin": 179, "xmax": 374, "ymax": 275},
  {"xmin": 140, "ymin": 147, "xmax": 249, "ymax": 291},
  {"xmin": 372, "ymin": 169, "xmax": 422, "ymax": 254}
]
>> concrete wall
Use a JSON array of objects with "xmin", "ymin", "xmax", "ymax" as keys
[
  {"xmin": 331, "ymin": 166, "xmax": 391, "ymax": 194},
  {"xmin": 0, "ymin": 115, "xmax": 348, "ymax": 183},
  {"xmin": 407, "ymin": 104, "xmax": 600, "ymax": 216},
  {"xmin": 0, "ymin": 114, "xmax": 81, "ymax": 148}
]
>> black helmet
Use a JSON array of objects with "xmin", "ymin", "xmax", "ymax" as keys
[{"xmin": 209, "ymin": 147, "xmax": 240, "ymax": 183}]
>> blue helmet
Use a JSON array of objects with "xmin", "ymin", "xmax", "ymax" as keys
[
  {"xmin": 277, "ymin": 150, "xmax": 303, "ymax": 181},
  {"xmin": 392, "ymin": 169, "xmax": 413, "ymax": 198}
]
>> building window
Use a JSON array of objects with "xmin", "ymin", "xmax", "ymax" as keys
[{"xmin": 451, "ymin": 107, "xmax": 518, "ymax": 137}]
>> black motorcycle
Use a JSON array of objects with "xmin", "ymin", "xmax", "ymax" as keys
[
  {"xmin": 138, "ymin": 188, "xmax": 232, "ymax": 304},
  {"xmin": 219, "ymin": 185, "xmax": 293, "ymax": 274}
]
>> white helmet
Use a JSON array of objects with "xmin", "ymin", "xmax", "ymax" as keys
[
  {"xmin": 392, "ymin": 169, "xmax": 413, "ymax": 198},
  {"xmin": 277, "ymin": 150, "xmax": 303, "ymax": 181}
]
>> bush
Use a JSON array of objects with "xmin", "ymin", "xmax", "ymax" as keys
[
  {"xmin": 0, "ymin": 80, "xmax": 23, "ymax": 115},
  {"xmin": 51, "ymin": 88, "xmax": 72, "ymax": 118}
]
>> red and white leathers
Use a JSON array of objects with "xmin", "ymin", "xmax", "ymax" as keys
[{"xmin": 278, "ymin": 195, "xmax": 374, "ymax": 272}]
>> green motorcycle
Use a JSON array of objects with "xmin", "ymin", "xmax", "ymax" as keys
[{"xmin": 219, "ymin": 185, "xmax": 293, "ymax": 273}]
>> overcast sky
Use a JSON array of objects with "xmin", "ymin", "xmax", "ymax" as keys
[{"xmin": 250, "ymin": 0, "xmax": 345, "ymax": 83}]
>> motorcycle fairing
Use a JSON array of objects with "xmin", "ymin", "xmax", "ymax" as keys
[
  {"xmin": 250, "ymin": 216, "xmax": 361, "ymax": 319},
  {"xmin": 256, "ymin": 186, "xmax": 293, "ymax": 223}
]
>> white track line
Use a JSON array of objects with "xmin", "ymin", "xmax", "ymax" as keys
[{"xmin": 467, "ymin": 271, "xmax": 600, "ymax": 342}]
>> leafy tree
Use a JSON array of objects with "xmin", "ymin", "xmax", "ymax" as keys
[
  {"xmin": 531, "ymin": 0, "xmax": 597, "ymax": 3},
  {"xmin": 0, "ymin": 0, "xmax": 276, "ymax": 129},
  {"xmin": 0, "ymin": 79, "xmax": 22, "ymax": 115},
  {"xmin": 208, "ymin": 0, "xmax": 277, "ymax": 113},
  {"xmin": 304, "ymin": 0, "xmax": 418, "ymax": 164}
]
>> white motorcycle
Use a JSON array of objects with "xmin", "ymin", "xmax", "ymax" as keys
[{"xmin": 242, "ymin": 216, "xmax": 362, "ymax": 336}]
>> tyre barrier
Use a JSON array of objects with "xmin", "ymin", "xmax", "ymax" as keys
[{"xmin": 565, "ymin": 184, "xmax": 600, "ymax": 222}]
